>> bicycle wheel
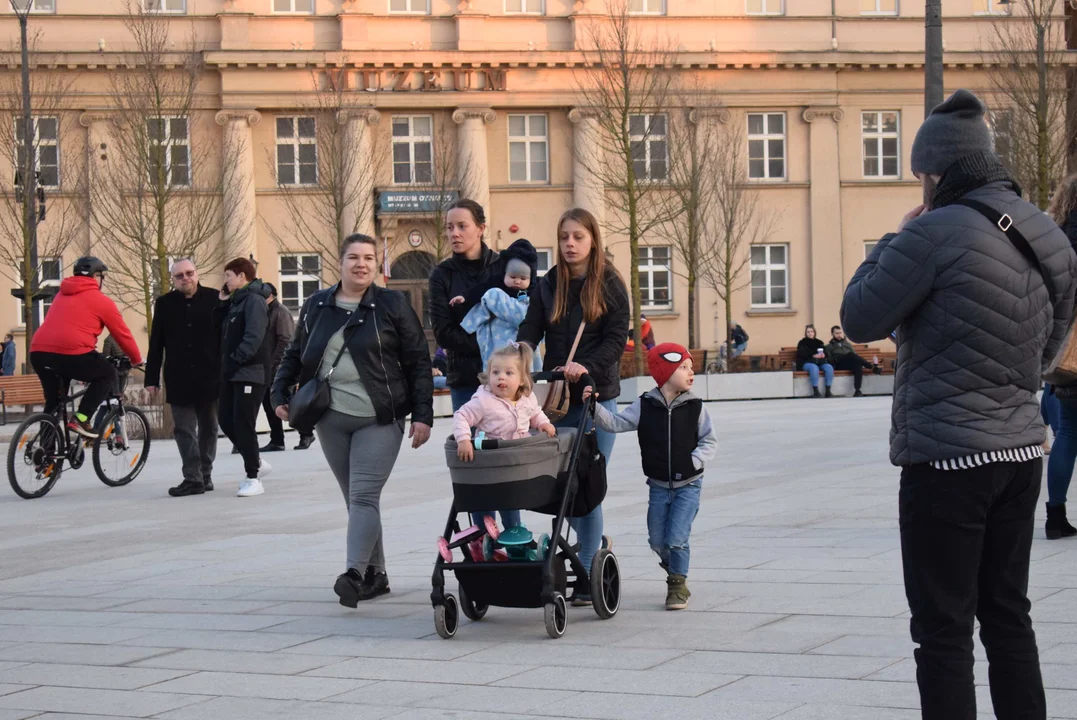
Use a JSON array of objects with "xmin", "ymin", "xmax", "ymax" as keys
[
  {"xmin": 8, "ymin": 413, "xmax": 64, "ymax": 499},
  {"xmin": 93, "ymin": 406, "xmax": 150, "ymax": 487}
]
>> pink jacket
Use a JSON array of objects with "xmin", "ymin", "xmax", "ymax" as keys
[{"xmin": 452, "ymin": 385, "xmax": 552, "ymax": 444}]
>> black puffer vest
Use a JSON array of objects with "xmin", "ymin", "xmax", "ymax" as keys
[{"xmin": 637, "ymin": 393, "xmax": 702, "ymax": 485}]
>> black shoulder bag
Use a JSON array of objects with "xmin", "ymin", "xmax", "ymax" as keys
[{"xmin": 288, "ymin": 319, "xmax": 357, "ymax": 434}]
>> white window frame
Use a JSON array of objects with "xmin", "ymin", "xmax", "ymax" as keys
[
  {"xmin": 14, "ymin": 116, "xmax": 60, "ymax": 189},
  {"xmin": 276, "ymin": 116, "xmax": 318, "ymax": 187},
  {"xmin": 638, "ymin": 246, "xmax": 672, "ymax": 310},
  {"xmin": 860, "ymin": 0, "xmax": 897, "ymax": 15},
  {"xmin": 143, "ymin": 0, "xmax": 185, "ymax": 13},
  {"xmin": 279, "ymin": 253, "xmax": 322, "ymax": 316},
  {"xmin": 745, "ymin": 0, "xmax": 783, "ymax": 15},
  {"xmin": 15, "ymin": 256, "xmax": 61, "ymax": 327},
  {"xmin": 747, "ymin": 112, "xmax": 786, "ymax": 181},
  {"xmin": 861, "ymin": 111, "xmax": 901, "ymax": 179},
  {"xmin": 504, "ymin": 0, "xmax": 543, "ymax": 13},
  {"xmin": 627, "ymin": 0, "xmax": 665, "ymax": 14},
  {"xmin": 388, "ymin": 0, "xmax": 430, "ymax": 13},
  {"xmin": 6, "ymin": 0, "xmax": 56, "ymax": 13},
  {"xmin": 272, "ymin": 0, "xmax": 315, "ymax": 12},
  {"xmin": 974, "ymin": 0, "xmax": 1011, "ymax": 14},
  {"xmin": 508, "ymin": 114, "xmax": 549, "ymax": 184},
  {"xmin": 629, "ymin": 113, "xmax": 668, "ymax": 183},
  {"xmin": 147, "ymin": 116, "xmax": 190, "ymax": 188},
  {"xmin": 750, "ymin": 244, "xmax": 789, "ymax": 309},
  {"xmin": 535, "ymin": 248, "xmax": 553, "ymax": 277},
  {"xmin": 391, "ymin": 115, "xmax": 434, "ymax": 186},
  {"xmin": 864, "ymin": 241, "xmax": 878, "ymax": 259}
]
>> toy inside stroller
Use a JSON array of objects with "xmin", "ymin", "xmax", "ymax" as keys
[{"xmin": 431, "ymin": 372, "xmax": 620, "ymax": 639}]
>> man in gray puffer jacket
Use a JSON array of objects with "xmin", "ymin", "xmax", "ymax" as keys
[{"xmin": 842, "ymin": 89, "xmax": 1077, "ymax": 720}]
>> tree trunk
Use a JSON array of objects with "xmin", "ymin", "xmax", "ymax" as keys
[{"xmin": 1037, "ymin": 25, "xmax": 1051, "ymax": 209}]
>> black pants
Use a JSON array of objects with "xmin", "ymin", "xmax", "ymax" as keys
[
  {"xmin": 832, "ymin": 353, "xmax": 872, "ymax": 390},
  {"xmin": 219, "ymin": 382, "xmax": 263, "ymax": 479},
  {"xmin": 30, "ymin": 351, "xmax": 116, "ymax": 418},
  {"xmin": 261, "ymin": 387, "xmax": 285, "ymax": 447},
  {"xmin": 899, "ymin": 460, "xmax": 1045, "ymax": 720}
]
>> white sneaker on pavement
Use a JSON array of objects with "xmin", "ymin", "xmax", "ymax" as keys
[
  {"xmin": 258, "ymin": 459, "xmax": 271, "ymax": 479},
  {"xmin": 237, "ymin": 479, "xmax": 265, "ymax": 497}
]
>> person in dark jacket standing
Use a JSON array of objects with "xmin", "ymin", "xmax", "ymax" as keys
[
  {"xmin": 2, "ymin": 333, "xmax": 16, "ymax": 376},
  {"xmin": 215, "ymin": 257, "xmax": 271, "ymax": 498},
  {"xmin": 273, "ymin": 235, "xmax": 432, "ymax": 607},
  {"xmin": 518, "ymin": 207, "xmax": 630, "ymax": 605},
  {"xmin": 429, "ymin": 198, "xmax": 499, "ymax": 411},
  {"xmin": 146, "ymin": 259, "xmax": 221, "ymax": 497},
  {"xmin": 841, "ymin": 89, "xmax": 1077, "ymax": 720},
  {"xmin": 795, "ymin": 325, "xmax": 834, "ymax": 398},
  {"xmin": 257, "ymin": 282, "xmax": 297, "ymax": 453}
]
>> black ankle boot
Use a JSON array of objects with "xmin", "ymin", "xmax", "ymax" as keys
[
  {"xmin": 812, "ymin": 387, "xmax": 821, "ymax": 398},
  {"xmin": 1046, "ymin": 503, "xmax": 1077, "ymax": 540},
  {"xmin": 825, "ymin": 387, "xmax": 834, "ymax": 398}
]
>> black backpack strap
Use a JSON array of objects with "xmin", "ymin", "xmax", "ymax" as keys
[{"xmin": 953, "ymin": 198, "xmax": 1056, "ymax": 302}]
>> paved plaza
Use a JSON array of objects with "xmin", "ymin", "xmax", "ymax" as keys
[{"xmin": 0, "ymin": 396, "xmax": 1074, "ymax": 719}]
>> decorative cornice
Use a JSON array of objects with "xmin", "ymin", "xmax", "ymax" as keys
[
  {"xmin": 78, "ymin": 111, "xmax": 115, "ymax": 128},
  {"xmin": 688, "ymin": 107, "xmax": 731, "ymax": 125},
  {"xmin": 336, "ymin": 108, "xmax": 381, "ymax": 125},
  {"xmin": 568, "ymin": 107, "xmax": 601, "ymax": 123},
  {"xmin": 214, "ymin": 109, "xmax": 262, "ymax": 127},
  {"xmin": 802, "ymin": 106, "xmax": 844, "ymax": 123},
  {"xmin": 452, "ymin": 107, "xmax": 496, "ymax": 125}
]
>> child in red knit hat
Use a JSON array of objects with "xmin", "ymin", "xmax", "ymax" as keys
[{"xmin": 582, "ymin": 342, "xmax": 716, "ymax": 610}]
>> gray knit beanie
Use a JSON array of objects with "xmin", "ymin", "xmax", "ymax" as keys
[{"xmin": 910, "ymin": 89, "xmax": 995, "ymax": 176}]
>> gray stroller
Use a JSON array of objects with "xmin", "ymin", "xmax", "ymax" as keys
[{"xmin": 431, "ymin": 374, "xmax": 620, "ymax": 639}]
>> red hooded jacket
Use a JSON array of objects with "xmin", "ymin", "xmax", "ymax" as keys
[{"xmin": 30, "ymin": 276, "xmax": 142, "ymax": 365}]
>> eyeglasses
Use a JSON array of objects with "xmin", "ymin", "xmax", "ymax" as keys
[
  {"xmin": 659, "ymin": 351, "xmax": 687, "ymax": 363},
  {"xmin": 173, "ymin": 270, "xmax": 196, "ymax": 280}
]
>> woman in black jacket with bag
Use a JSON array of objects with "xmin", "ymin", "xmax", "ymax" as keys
[
  {"xmin": 518, "ymin": 207, "xmax": 630, "ymax": 606},
  {"xmin": 272, "ymin": 234, "xmax": 433, "ymax": 607}
]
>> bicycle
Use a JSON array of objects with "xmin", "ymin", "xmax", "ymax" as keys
[{"xmin": 7, "ymin": 357, "xmax": 152, "ymax": 499}]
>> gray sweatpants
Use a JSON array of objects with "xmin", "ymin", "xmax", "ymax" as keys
[
  {"xmin": 316, "ymin": 410, "xmax": 405, "ymax": 573},
  {"xmin": 171, "ymin": 401, "xmax": 218, "ymax": 488}
]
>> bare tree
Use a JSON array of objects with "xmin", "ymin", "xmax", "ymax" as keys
[
  {"xmin": 89, "ymin": 1, "xmax": 249, "ymax": 331},
  {"xmin": 573, "ymin": 0, "xmax": 675, "ymax": 373},
  {"xmin": 984, "ymin": 0, "xmax": 1070, "ymax": 208}
]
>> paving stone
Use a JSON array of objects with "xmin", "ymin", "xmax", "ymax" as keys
[
  {"xmin": 0, "ymin": 643, "xmax": 173, "ymax": 667},
  {"xmin": 538, "ymin": 691, "xmax": 795, "ymax": 720},
  {"xmin": 131, "ymin": 649, "xmax": 350, "ymax": 675},
  {"xmin": 153, "ymin": 695, "xmax": 403, "ymax": 720},
  {"xmin": 463, "ymin": 642, "xmax": 686, "ymax": 670},
  {"xmin": 0, "ymin": 663, "xmax": 193, "ymax": 690},
  {"xmin": 124, "ymin": 630, "xmax": 324, "ymax": 652},
  {"xmin": 492, "ymin": 665, "xmax": 740, "ymax": 697},
  {"xmin": 280, "ymin": 636, "xmax": 497, "ymax": 661},
  {"xmin": 141, "ymin": 670, "xmax": 370, "ymax": 701},
  {"xmin": 0, "ymin": 686, "xmax": 208, "ymax": 716},
  {"xmin": 704, "ymin": 676, "xmax": 920, "ymax": 708},
  {"xmin": 655, "ymin": 650, "xmax": 900, "ymax": 679},
  {"xmin": 304, "ymin": 657, "xmax": 533, "ymax": 685}
]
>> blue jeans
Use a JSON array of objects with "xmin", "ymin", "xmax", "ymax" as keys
[
  {"xmin": 732, "ymin": 342, "xmax": 747, "ymax": 358},
  {"xmin": 555, "ymin": 398, "xmax": 617, "ymax": 574},
  {"xmin": 450, "ymin": 385, "xmax": 478, "ymax": 412},
  {"xmin": 803, "ymin": 362, "xmax": 834, "ymax": 388},
  {"xmin": 1042, "ymin": 384, "xmax": 1060, "ymax": 434},
  {"xmin": 433, "ymin": 375, "xmax": 447, "ymax": 390},
  {"xmin": 1047, "ymin": 396, "xmax": 1077, "ymax": 506},
  {"xmin": 647, "ymin": 480, "xmax": 701, "ymax": 577}
]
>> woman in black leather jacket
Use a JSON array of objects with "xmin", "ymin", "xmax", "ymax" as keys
[{"xmin": 272, "ymin": 234, "xmax": 433, "ymax": 606}]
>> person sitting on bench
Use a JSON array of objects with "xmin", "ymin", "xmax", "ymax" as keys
[{"xmin": 826, "ymin": 325, "xmax": 882, "ymax": 397}]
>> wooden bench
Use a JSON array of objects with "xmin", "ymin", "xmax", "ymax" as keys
[
  {"xmin": 778, "ymin": 345, "xmax": 896, "ymax": 377},
  {"xmin": 0, "ymin": 375, "xmax": 45, "ymax": 425}
]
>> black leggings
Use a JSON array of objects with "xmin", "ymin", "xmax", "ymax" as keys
[
  {"xmin": 30, "ymin": 351, "xmax": 116, "ymax": 418},
  {"xmin": 219, "ymin": 382, "xmax": 264, "ymax": 478}
]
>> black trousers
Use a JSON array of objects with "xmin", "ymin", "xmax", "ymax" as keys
[
  {"xmin": 832, "ymin": 353, "xmax": 872, "ymax": 390},
  {"xmin": 30, "ymin": 351, "xmax": 116, "ymax": 418},
  {"xmin": 219, "ymin": 381, "xmax": 263, "ymax": 479},
  {"xmin": 899, "ymin": 459, "xmax": 1045, "ymax": 720},
  {"xmin": 260, "ymin": 386, "xmax": 285, "ymax": 446}
]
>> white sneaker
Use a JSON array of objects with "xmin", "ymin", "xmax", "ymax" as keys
[
  {"xmin": 258, "ymin": 459, "xmax": 272, "ymax": 479},
  {"xmin": 237, "ymin": 479, "xmax": 264, "ymax": 497}
]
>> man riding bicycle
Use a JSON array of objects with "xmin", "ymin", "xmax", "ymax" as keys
[{"xmin": 29, "ymin": 257, "xmax": 142, "ymax": 439}]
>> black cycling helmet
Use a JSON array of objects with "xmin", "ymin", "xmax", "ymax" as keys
[{"xmin": 72, "ymin": 256, "xmax": 108, "ymax": 277}]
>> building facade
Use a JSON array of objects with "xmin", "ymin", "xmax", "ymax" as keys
[{"xmin": 0, "ymin": 0, "xmax": 1046, "ymax": 366}]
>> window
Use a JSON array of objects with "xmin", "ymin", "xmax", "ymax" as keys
[
  {"xmin": 276, "ymin": 117, "xmax": 317, "ymax": 186},
  {"xmin": 392, "ymin": 116, "xmax": 433, "ymax": 185},
  {"xmin": 508, "ymin": 114, "xmax": 548, "ymax": 183},
  {"xmin": 746, "ymin": 0, "xmax": 783, "ymax": 15},
  {"xmin": 974, "ymin": 0, "xmax": 1010, "ymax": 13},
  {"xmin": 7, "ymin": 0, "xmax": 55, "ymax": 12},
  {"xmin": 147, "ymin": 117, "xmax": 189, "ymax": 187},
  {"xmin": 536, "ymin": 248, "xmax": 552, "ymax": 277},
  {"xmin": 864, "ymin": 241, "xmax": 878, "ymax": 258},
  {"xmin": 16, "ymin": 257, "xmax": 60, "ymax": 326},
  {"xmin": 389, "ymin": 0, "xmax": 428, "ymax": 12},
  {"xmin": 860, "ymin": 0, "xmax": 897, "ymax": 14},
  {"xmin": 279, "ymin": 254, "xmax": 322, "ymax": 314},
  {"xmin": 862, "ymin": 111, "xmax": 900, "ymax": 178},
  {"xmin": 14, "ymin": 117, "xmax": 59, "ymax": 189},
  {"xmin": 747, "ymin": 113, "xmax": 785, "ymax": 180},
  {"xmin": 639, "ymin": 246, "xmax": 672, "ymax": 309},
  {"xmin": 750, "ymin": 244, "xmax": 788, "ymax": 307},
  {"xmin": 628, "ymin": 0, "xmax": 664, "ymax": 13},
  {"xmin": 273, "ymin": 0, "xmax": 314, "ymax": 11},
  {"xmin": 144, "ymin": 0, "xmax": 185, "ymax": 12},
  {"xmin": 505, "ymin": 0, "xmax": 542, "ymax": 12},
  {"xmin": 629, "ymin": 114, "xmax": 668, "ymax": 182},
  {"xmin": 988, "ymin": 109, "xmax": 1014, "ymax": 170}
]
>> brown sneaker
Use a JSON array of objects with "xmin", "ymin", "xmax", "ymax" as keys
[{"xmin": 665, "ymin": 574, "xmax": 690, "ymax": 611}]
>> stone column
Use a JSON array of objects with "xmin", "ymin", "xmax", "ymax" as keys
[
  {"xmin": 214, "ymin": 109, "xmax": 261, "ymax": 261},
  {"xmin": 802, "ymin": 107, "xmax": 844, "ymax": 326},
  {"xmin": 451, "ymin": 108, "xmax": 495, "ymax": 220},
  {"xmin": 78, "ymin": 111, "xmax": 114, "ymax": 254},
  {"xmin": 337, "ymin": 108, "xmax": 381, "ymax": 239},
  {"xmin": 568, "ymin": 107, "xmax": 605, "ymax": 224}
]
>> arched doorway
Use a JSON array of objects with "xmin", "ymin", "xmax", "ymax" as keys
[{"xmin": 388, "ymin": 251, "xmax": 437, "ymax": 353}]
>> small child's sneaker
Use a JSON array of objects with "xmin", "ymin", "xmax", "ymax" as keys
[
  {"xmin": 437, "ymin": 537, "xmax": 453, "ymax": 563},
  {"xmin": 665, "ymin": 574, "xmax": 690, "ymax": 610}
]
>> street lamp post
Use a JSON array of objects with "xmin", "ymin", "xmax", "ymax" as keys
[
  {"xmin": 925, "ymin": 0, "xmax": 945, "ymax": 114},
  {"xmin": 10, "ymin": 0, "xmax": 39, "ymax": 339}
]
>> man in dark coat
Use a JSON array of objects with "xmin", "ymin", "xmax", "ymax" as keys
[
  {"xmin": 146, "ymin": 258, "xmax": 221, "ymax": 498},
  {"xmin": 257, "ymin": 282, "xmax": 302, "ymax": 452},
  {"xmin": 841, "ymin": 89, "xmax": 1077, "ymax": 719}
]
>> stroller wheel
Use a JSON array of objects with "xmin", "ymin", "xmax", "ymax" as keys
[
  {"xmin": 459, "ymin": 583, "xmax": 488, "ymax": 621},
  {"xmin": 544, "ymin": 592, "xmax": 568, "ymax": 639},
  {"xmin": 434, "ymin": 594, "xmax": 459, "ymax": 639},
  {"xmin": 590, "ymin": 549, "xmax": 621, "ymax": 620}
]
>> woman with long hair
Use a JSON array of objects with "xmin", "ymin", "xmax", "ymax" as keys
[
  {"xmin": 1043, "ymin": 176, "xmax": 1077, "ymax": 539},
  {"xmin": 518, "ymin": 207, "xmax": 630, "ymax": 605}
]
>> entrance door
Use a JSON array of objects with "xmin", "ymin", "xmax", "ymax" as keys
[{"xmin": 387, "ymin": 251, "xmax": 437, "ymax": 355}]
